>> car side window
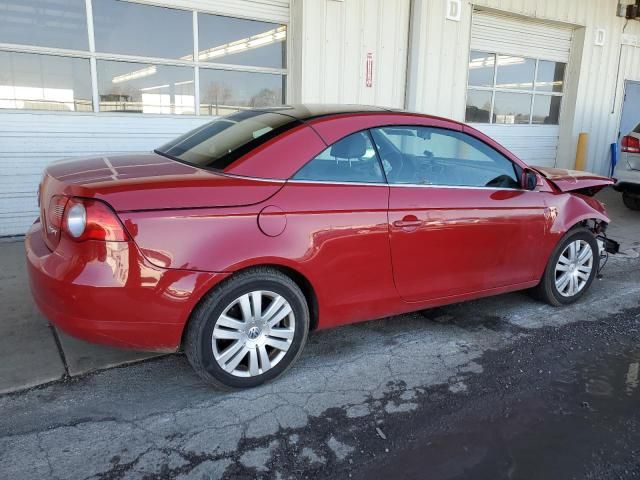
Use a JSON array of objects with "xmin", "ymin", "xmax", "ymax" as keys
[
  {"xmin": 293, "ymin": 131, "xmax": 385, "ymax": 183},
  {"xmin": 370, "ymin": 126, "xmax": 521, "ymax": 189}
]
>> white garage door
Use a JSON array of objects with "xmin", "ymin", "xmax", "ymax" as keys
[{"xmin": 467, "ymin": 10, "xmax": 574, "ymax": 167}]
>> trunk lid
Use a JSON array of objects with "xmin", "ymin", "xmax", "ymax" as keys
[
  {"xmin": 42, "ymin": 152, "xmax": 284, "ymax": 211},
  {"xmin": 531, "ymin": 166, "xmax": 614, "ymax": 196},
  {"xmin": 38, "ymin": 152, "xmax": 284, "ymax": 250}
]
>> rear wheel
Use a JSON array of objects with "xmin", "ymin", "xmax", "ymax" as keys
[
  {"xmin": 532, "ymin": 228, "xmax": 599, "ymax": 306},
  {"xmin": 622, "ymin": 192, "xmax": 640, "ymax": 211},
  {"xmin": 185, "ymin": 269, "xmax": 309, "ymax": 389}
]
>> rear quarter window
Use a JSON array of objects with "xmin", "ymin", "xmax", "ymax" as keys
[{"xmin": 156, "ymin": 110, "xmax": 300, "ymax": 171}]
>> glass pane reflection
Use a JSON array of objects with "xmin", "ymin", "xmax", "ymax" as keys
[
  {"xmin": 0, "ymin": 0, "xmax": 89, "ymax": 50},
  {"xmin": 0, "ymin": 51, "xmax": 92, "ymax": 111},
  {"xmin": 97, "ymin": 60, "xmax": 195, "ymax": 114},
  {"xmin": 465, "ymin": 89, "xmax": 492, "ymax": 123},
  {"xmin": 199, "ymin": 69, "xmax": 284, "ymax": 115},
  {"xmin": 532, "ymin": 95, "xmax": 561, "ymax": 125},
  {"xmin": 495, "ymin": 55, "xmax": 536, "ymax": 90},
  {"xmin": 198, "ymin": 13, "xmax": 286, "ymax": 69},
  {"xmin": 493, "ymin": 92, "xmax": 532, "ymax": 124},
  {"xmin": 536, "ymin": 60, "xmax": 565, "ymax": 93},
  {"xmin": 468, "ymin": 52, "xmax": 495, "ymax": 88},
  {"xmin": 93, "ymin": 0, "xmax": 192, "ymax": 60}
]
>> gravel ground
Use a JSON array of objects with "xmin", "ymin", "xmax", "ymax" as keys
[{"xmin": 0, "ymin": 253, "xmax": 639, "ymax": 479}]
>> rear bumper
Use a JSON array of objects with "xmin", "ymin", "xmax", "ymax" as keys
[
  {"xmin": 25, "ymin": 221, "xmax": 228, "ymax": 351},
  {"xmin": 613, "ymin": 161, "xmax": 640, "ymax": 193},
  {"xmin": 613, "ymin": 181, "xmax": 640, "ymax": 194}
]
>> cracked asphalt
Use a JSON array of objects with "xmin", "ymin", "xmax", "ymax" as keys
[{"xmin": 1, "ymin": 251, "xmax": 639, "ymax": 479}]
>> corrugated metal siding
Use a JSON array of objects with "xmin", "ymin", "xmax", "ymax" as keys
[
  {"xmin": 471, "ymin": 10, "xmax": 572, "ymax": 62},
  {"xmin": 134, "ymin": 0, "xmax": 290, "ymax": 23},
  {"xmin": 0, "ymin": 113, "xmax": 209, "ymax": 236},
  {"xmin": 407, "ymin": 0, "xmax": 640, "ymax": 175},
  {"xmin": 475, "ymin": 125, "xmax": 560, "ymax": 166},
  {"xmin": 296, "ymin": 0, "xmax": 410, "ymax": 108}
]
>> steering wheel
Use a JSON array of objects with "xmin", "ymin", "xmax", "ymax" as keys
[{"xmin": 485, "ymin": 174, "xmax": 519, "ymax": 189}]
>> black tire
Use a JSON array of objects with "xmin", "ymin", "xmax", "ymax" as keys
[
  {"xmin": 623, "ymin": 192, "xmax": 640, "ymax": 211},
  {"xmin": 184, "ymin": 268, "xmax": 309, "ymax": 389},
  {"xmin": 531, "ymin": 227, "xmax": 600, "ymax": 306}
]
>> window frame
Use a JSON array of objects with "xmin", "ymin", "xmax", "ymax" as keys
[
  {"xmin": 290, "ymin": 130, "xmax": 388, "ymax": 185},
  {"xmin": 289, "ymin": 125, "xmax": 528, "ymax": 191},
  {"xmin": 370, "ymin": 124, "xmax": 526, "ymax": 191},
  {"xmin": 0, "ymin": 0, "xmax": 289, "ymax": 115},
  {"xmin": 466, "ymin": 50, "xmax": 566, "ymax": 126}
]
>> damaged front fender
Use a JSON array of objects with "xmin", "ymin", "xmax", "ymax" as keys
[{"xmin": 547, "ymin": 193, "xmax": 610, "ymax": 236}]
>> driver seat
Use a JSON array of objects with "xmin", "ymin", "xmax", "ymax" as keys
[{"xmin": 330, "ymin": 133, "xmax": 367, "ymax": 167}]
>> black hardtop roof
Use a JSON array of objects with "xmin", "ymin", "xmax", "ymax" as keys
[{"xmin": 250, "ymin": 104, "xmax": 400, "ymax": 121}]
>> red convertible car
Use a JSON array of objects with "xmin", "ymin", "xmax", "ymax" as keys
[{"xmin": 26, "ymin": 105, "xmax": 616, "ymax": 388}]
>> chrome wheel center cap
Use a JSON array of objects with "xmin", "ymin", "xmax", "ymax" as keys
[{"xmin": 247, "ymin": 326, "xmax": 261, "ymax": 340}]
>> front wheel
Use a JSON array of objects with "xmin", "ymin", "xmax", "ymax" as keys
[
  {"xmin": 185, "ymin": 268, "xmax": 309, "ymax": 389},
  {"xmin": 532, "ymin": 228, "xmax": 599, "ymax": 306}
]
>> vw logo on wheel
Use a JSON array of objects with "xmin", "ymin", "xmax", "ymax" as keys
[{"xmin": 247, "ymin": 326, "xmax": 261, "ymax": 340}]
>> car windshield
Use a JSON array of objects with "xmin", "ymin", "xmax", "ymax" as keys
[
  {"xmin": 156, "ymin": 110, "xmax": 300, "ymax": 171},
  {"xmin": 634, "ymin": 123, "xmax": 640, "ymax": 134}
]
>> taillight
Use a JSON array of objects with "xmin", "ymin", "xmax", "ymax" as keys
[
  {"xmin": 621, "ymin": 135, "xmax": 640, "ymax": 153},
  {"xmin": 63, "ymin": 198, "xmax": 129, "ymax": 242},
  {"xmin": 47, "ymin": 195, "xmax": 68, "ymax": 232}
]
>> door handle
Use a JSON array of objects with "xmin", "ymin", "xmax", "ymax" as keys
[{"xmin": 393, "ymin": 219, "xmax": 422, "ymax": 228}]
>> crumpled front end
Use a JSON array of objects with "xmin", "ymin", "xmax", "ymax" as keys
[{"xmin": 532, "ymin": 166, "xmax": 614, "ymax": 196}]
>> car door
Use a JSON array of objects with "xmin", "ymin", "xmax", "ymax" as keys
[
  {"xmin": 370, "ymin": 125, "xmax": 549, "ymax": 303},
  {"xmin": 280, "ymin": 130, "xmax": 397, "ymax": 327}
]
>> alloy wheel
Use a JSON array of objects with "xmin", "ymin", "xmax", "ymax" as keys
[
  {"xmin": 212, "ymin": 291, "xmax": 295, "ymax": 377},
  {"xmin": 554, "ymin": 239, "xmax": 594, "ymax": 297}
]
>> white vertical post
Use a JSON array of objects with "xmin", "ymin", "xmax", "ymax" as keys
[
  {"xmin": 85, "ymin": 0, "xmax": 99, "ymax": 113},
  {"xmin": 489, "ymin": 53, "xmax": 498, "ymax": 123},
  {"xmin": 193, "ymin": 10, "xmax": 200, "ymax": 116},
  {"xmin": 530, "ymin": 58, "xmax": 539, "ymax": 125}
]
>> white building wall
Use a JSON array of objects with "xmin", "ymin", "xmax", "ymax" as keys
[
  {"xmin": 407, "ymin": 0, "xmax": 640, "ymax": 175},
  {"xmin": 291, "ymin": 0, "xmax": 410, "ymax": 108},
  {"xmin": 0, "ymin": 112, "xmax": 209, "ymax": 236}
]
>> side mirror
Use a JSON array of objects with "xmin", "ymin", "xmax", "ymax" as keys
[{"xmin": 522, "ymin": 170, "xmax": 538, "ymax": 191}]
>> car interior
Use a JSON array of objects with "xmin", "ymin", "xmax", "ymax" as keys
[
  {"xmin": 293, "ymin": 127, "xmax": 522, "ymax": 189},
  {"xmin": 293, "ymin": 131, "xmax": 385, "ymax": 183},
  {"xmin": 371, "ymin": 127, "xmax": 522, "ymax": 189}
]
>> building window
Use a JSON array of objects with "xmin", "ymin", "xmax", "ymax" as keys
[
  {"xmin": 198, "ymin": 14, "xmax": 286, "ymax": 69},
  {"xmin": 0, "ymin": 51, "xmax": 92, "ymax": 111},
  {"xmin": 0, "ymin": 0, "xmax": 89, "ymax": 50},
  {"xmin": 197, "ymin": 13, "xmax": 287, "ymax": 114},
  {"xmin": 466, "ymin": 51, "xmax": 565, "ymax": 125},
  {"xmin": 97, "ymin": 61, "xmax": 195, "ymax": 114},
  {"xmin": 199, "ymin": 70, "xmax": 284, "ymax": 115},
  {"xmin": 0, "ymin": 0, "xmax": 288, "ymax": 115},
  {"xmin": 92, "ymin": 0, "xmax": 192, "ymax": 59}
]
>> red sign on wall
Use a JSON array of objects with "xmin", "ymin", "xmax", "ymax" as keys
[{"xmin": 365, "ymin": 53, "xmax": 373, "ymax": 88}]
